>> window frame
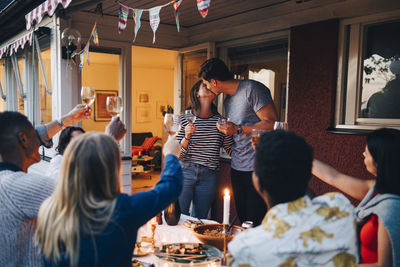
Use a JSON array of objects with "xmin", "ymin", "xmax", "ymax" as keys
[{"xmin": 335, "ymin": 10, "xmax": 400, "ymax": 131}]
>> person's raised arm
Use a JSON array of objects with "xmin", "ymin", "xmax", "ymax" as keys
[
  {"xmin": 45, "ymin": 104, "xmax": 90, "ymax": 139},
  {"xmin": 105, "ymin": 116, "xmax": 127, "ymax": 142},
  {"xmin": 312, "ymin": 159, "xmax": 374, "ymax": 201}
]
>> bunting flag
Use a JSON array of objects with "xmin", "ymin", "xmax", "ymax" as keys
[
  {"xmin": 197, "ymin": 0, "xmax": 211, "ymax": 18},
  {"xmin": 84, "ymin": 42, "xmax": 90, "ymax": 65},
  {"xmin": 172, "ymin": 0, "xmax": 183, "ymax": 32},
  {"xmin": 118, "ymin": 4, "xmax": 129, "ymax": 34},
  {"xmin": 79, "ymin": 52, "xmax": 84, "ymax": 72},
  {"xmin": 132, "ymin": 9, "xmax": 143, "ymax": 42},
  {"xmin": 90, "ymin": 22, "xmax": 99, "ymax": 46},
  {"xmin": 149, "ymin": 6, "xmax": 162, "ymax": 44}
]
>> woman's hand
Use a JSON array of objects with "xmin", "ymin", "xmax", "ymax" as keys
[{"xmin": 184, "ymin": 123, "xmax": 197, "ymax": 139}]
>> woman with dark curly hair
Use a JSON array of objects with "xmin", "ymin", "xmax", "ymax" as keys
[
  {"xmin": 46, "ymin": 126, "xmax": 85, "ymax": 179},
  {"xmin": 313, "ymin": 128, "xmax": 400, "ymax": 266}
]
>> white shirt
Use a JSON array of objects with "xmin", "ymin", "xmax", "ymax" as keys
[
  {"xmin": 228, "ymin": 193, "xmax": 359, "ymax": 267},
  {"xmin": 45, "ymin": 154, "xmax": 63, "ymax": 180}
]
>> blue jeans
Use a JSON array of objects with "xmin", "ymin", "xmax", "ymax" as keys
[{"xmin": 179, "ymin": 161, "xmax": 219, "ymax": 219}]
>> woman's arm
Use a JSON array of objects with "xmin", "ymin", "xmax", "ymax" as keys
[
  {"xmin": 359, "ymin": 219, "xmax": 393, "ymax": 267},
  {"xmin": 312, "ymin": 159, "xmax": 374, "ymax": 200}
]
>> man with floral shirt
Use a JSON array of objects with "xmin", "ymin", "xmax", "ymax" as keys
[{"xmin": 228, "ymin": 131, "xmax": 358, "ymax": 267}]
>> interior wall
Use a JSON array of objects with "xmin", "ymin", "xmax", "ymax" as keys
[
  {"xmin": 131, "ymin": 46, "xmax": 177, "ymax": 138},
  {"xmin": 287, "ymin": 19, "xmax": 372, "ymax": 204}
]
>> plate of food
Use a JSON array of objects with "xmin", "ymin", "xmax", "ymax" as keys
[
  {"xmin": 132, "ymin": 243, "xmax": 153, "ymax": 257},
  {"xmin": 154, "ymin": 243, "xmax": 221, "ymax": 266}
]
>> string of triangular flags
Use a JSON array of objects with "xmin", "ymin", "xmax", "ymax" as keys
[
  {"xmin": 118, "ymin": 0, "xmax": 211, "ymax": 44},
  {"xmin": 73, "ymin": 22, "xmax": 99, "ymax": 72}
]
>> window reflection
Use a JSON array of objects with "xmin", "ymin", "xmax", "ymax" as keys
[{"xmin": 360, "ymin": 21, "xmax": 400, "ymax": 118}]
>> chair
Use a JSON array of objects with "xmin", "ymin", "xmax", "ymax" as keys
[{"xmin": 131, "ymin": 132, "xmax": 159, "ymax": 156}]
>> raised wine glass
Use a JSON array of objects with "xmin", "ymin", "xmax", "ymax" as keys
[
  {"xmin": 164, "ymin": 114, "xmax": 181, "ymax": 136},
  {"xmin": 106, "ymin": 96, "xmax": 123, "ymax": 118},
  {"xmin": 81, "ymin": 86, "xmax": 95, "ymax": 119},
  {"xmin": 185, "ymin": 110, "xmax": 196, "ymax": 124}
]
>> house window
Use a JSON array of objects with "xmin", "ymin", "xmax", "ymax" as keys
[{"xmin": 336, "ymin": 12, "xmax": 400, "ymax": 130}]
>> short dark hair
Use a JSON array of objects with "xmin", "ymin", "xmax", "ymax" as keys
[
  {"xmin": 255, "ymin": 130, "xmax": 313, "ymax": 204},
  {"xmin": 0, "ymin": 111, "xmax": 33, "ymax": 155},
  {"xmin": 198, "ymin": 58, "xmax": 234, "ymax": 82},
  {"xmin": 187, "ymin": 80, "xmax": 218, "ymax": 115},
  {"xmin": 56, "ymin": 126, "xmax": 85, "ymax": 155},
  {"xmin": 367, "ymin": 128, "xmax": 400, "ymax": 195}
]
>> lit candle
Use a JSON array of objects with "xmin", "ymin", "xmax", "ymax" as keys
[{"xmin": 223, "ymin": 188, "xmax": 230, "ymax": 225}]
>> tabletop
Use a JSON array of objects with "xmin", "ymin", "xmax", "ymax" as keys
[{"xmin": 133, "ymin": 214, "xmax": 225, "ymax": 266}]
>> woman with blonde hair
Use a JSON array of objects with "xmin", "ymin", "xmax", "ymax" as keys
[{"xmin": 35, "ymin": 132, "xmax": 182, "ymax": 266}]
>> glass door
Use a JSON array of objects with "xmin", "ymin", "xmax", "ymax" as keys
[{"xmin": 178, "ymin": 43, "xmax": 215, "ymax": 113}]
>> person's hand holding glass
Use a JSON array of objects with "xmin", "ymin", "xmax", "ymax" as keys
[
  {"xmin": 164, "ymin": 114, "xmax": 181, "ymax": 137},
  {"xmin": 251, "ymin": 129, "xmax": 267, "ymax": 150},
  {"xmin": 106, "ymin": 96, "xmax": 123, "ymax": 118},
  {"xmin": 81, "ymin": 86, "xmax": 95, "ymax": 119}
]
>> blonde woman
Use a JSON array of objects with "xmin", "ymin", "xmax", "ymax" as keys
[{"xmin": 35, "ymin": 133, "xmax": 181, "ymax": 266}]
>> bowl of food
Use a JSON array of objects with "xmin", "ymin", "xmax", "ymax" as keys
[{"xmin": 192, "ymin": 224, "xmax": 244, "ymax": 251}]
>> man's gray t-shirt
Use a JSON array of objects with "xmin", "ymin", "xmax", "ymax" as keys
[{"xmin": 224, "ymin": 80, "xmax": 273, "ymax": 171}]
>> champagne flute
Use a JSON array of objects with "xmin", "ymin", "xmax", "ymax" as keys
[
  {"xmin": 106, "ymin": 96, "xmax": 123, "ymax": 118},
  {"xmin": 185, "ymin": 110, "xmax": 196, "ymax": 124},
  {"xmin": 164, "ymin": 114, "xmax": 181, "ymax": 136},
  {"xmin": 81, "ymin": 86, "xmax": 95, "ymax": 119},
  {"xmin": 273, "ymin": 121, "xmax": 288, "ymax": 130}
]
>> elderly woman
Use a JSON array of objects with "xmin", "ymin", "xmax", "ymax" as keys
[
  {"xmin": 35, "ymin": 133, "xmax": 182, "ymax": 266},
  {"xmin": 313, "ymin": 128, "xmax": 400, "ymax": 266}
]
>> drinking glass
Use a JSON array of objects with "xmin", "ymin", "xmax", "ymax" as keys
[
  {"xmin": 273, "ymin": 121, "xmax": 288, "ymax": 130},
  {"xmin": 185, "ymin": 110, "xmax": 196, "ymax": 124},
  {"xmin": 216, "ymin": 117, "xmax": 228, "ymax": 128},
  {"xmin": 81, "ymin": 86, "xmax": 95, "ymax": 107},
  {"xmin": 251, "ymin": 129, "xmax": 267, "ymax": 146},
  {"xmin": 106, "ymin": 96, "xmax": 123, "ymax": 118},
  {"xmin": 164, "ymin": 114, "xmax": 181, "ymax": 136}
]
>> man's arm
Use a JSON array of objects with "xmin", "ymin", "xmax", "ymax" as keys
[
  {"xmin": 217, "ymin": 103, "xmax": 278, "ymax": 135},
  {"xmin": 37, "ymin": 104, "xmax": 90, "ymax": 147}
]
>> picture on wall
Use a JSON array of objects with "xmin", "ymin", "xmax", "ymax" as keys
[
  {"xmin": 94, "ymin": 90, "xmax": 118, "ymax": 121},
  {"xmin": 136, "ymin": 106, "xmax": 151, "ymax": 123},
  {"xmin": 137, "ymin": 91, "xmax": 151, "ymax": 104},
  {"xmin": 156, "ymin": 101, "xmax": 168, "ymax": 119}
]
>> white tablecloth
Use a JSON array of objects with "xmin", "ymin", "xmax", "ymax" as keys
[{"xmin": 134, "ymin": 214, "xmax": 218, "ymax": 266}]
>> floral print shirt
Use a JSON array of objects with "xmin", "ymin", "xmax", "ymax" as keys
[{"xmin": 228, "ymin": 193, "xmax": 358, "ymax": 267}]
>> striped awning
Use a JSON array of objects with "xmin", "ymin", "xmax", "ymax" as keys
[
  {"xmin": 0, "ymin": 31, "xmax": 33, "ymax": 59},
  {"xmin": 25, "ymin": 0, "xmax": 72, "ymax": 30}
]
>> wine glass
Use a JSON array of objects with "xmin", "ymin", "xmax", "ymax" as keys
[
  {"xmin": 81, "ymin": 86, "xmax": 95, "ymax": 106},
  {"xmin": 251, "ymin": 129, "xmax": 267, "ymax": 146},
  {"xmin": 217, "ymin": 117, "xmax": 228, "ymax": 128},
  {"xmin": 185, "ymin": 110, "xmax": 196, "ymax": 124},
  {"xmin": 164, "ymin": 114, "xmax": 181, "ymax": 136},
  {"xmin": 273, "ymin": 121, "xmax": 288, "ymax": 130},
  {"xmin": 106, "ymin": 96, "xmax": 123, "ymax": 118}
]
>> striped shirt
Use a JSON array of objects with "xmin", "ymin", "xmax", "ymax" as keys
[{"xmin": 176, "ymin": 113, "xmax": 233, "ymax": 171}]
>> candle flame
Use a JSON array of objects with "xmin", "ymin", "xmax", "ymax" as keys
[{"xmin": 224, "ymin": 188, "xmax": 230, "ymax": 197}]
